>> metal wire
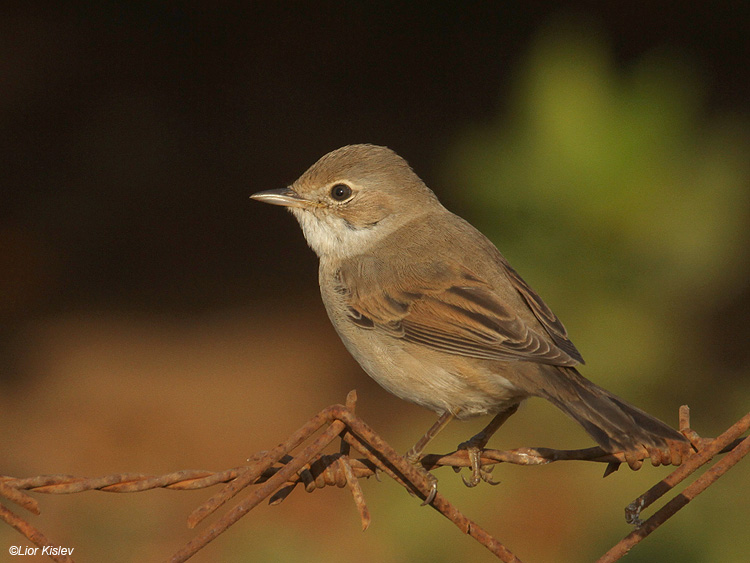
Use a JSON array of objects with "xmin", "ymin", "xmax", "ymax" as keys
[{"xmin": 1, "ymin": 391, "xmax": 747, "ymax": 563}]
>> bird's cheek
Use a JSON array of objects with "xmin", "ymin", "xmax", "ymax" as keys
[{"xmin": 347, "ymin": 197, "xmax": 394, "ymax": 228}]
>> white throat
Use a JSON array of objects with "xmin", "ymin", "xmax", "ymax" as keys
[{"xmin": 290, "ymin": 207, "xmax": 389, "ymax": 260}]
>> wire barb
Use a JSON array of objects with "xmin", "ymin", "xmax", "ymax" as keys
[
  {"xmin": 597, "ymin": 410, "xmax": 750, "ymax": 563},
  {"xmin": 1, "ymin": 396, "xmax": 747, "ymax": 562}
]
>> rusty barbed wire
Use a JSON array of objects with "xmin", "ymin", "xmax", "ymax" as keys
[
  {"xmin": 597, "ymin": 408, "xmax": 750, "ymax": 563},
  {"xmin": 1, "ymin": 391, "xmax": 748, "ymax": 562},
  {"xmin": 0, "ymin": 503, "xmax": 73, "ymax": 563}
]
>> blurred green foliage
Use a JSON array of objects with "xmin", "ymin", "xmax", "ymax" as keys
[
  {"xmin": 440, "ymin": 22, "xmax": 750, "ymax": 562},
  {"xmin": 445, "ymin": 21, "xmax": 750, "ymax": 404}
]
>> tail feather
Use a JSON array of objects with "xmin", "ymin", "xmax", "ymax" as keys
[{"xmin": 532, "ymin": 366, "xmax": 686, "ymax": 453}]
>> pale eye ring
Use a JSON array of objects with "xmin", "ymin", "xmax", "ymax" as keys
[{"xmin": 330, "ymin": 183, "xmax": 352, "ymax": 201}]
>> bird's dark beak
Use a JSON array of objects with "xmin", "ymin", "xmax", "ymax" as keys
[{"xmin": 250, "ymin": 187, "xmax": 310, "ymax": 208}]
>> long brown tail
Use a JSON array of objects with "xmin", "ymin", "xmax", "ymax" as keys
[{"xmin": 534, "ymin": 366, "xmax": 686, "ymax": 453}]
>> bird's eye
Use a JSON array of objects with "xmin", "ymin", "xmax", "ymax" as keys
[{"xmin": 330, "ymin": 183, "xmax": 352, "ymax": 201}]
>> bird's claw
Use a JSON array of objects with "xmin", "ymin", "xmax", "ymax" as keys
[
  {"xmin": 459, "ymin": 443, "xmax": 500, "ymax": 488},
  {"xmin": 405, "ymin": 451, "xmax": 439, "ymax": 506},
  {"xmin": 421, "ymin": 472, "xmax": 438, "ymax": 505}
]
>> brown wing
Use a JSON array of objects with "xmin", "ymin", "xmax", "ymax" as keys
[
  {"xmin": 335, "ymin": 256, "xmax": 583, "ymax": 367},
  {"xmin": 500, "ymin": 259, "xmax": 584, "ymax": 364}
]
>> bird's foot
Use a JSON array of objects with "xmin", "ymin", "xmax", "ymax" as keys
[
  {"xmin": 404, "ymin": 449, "xmax": 438, "ymax": 505},
  {"xmin": 456, "ymin": 440, "xmax": 500, "ymax": 488}
]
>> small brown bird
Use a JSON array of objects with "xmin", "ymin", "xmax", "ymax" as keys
[{"xmin": 252, "ymin": 144, "xmax": 686, "ymax": 501}]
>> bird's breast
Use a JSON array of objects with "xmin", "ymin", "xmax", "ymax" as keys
[{"xmin": 318, "ymin": 261, "xmax": 525, "ymax": 417}]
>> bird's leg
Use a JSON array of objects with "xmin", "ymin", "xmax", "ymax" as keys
[
  {"xmin": 405, "ymin": 411, "xmax": 455, "ymax": 462},
  {"xmin": 405, "ymin": 411, "xmax": 455, "ymax": 505},
  {"xmin": 458, "ymin": 403, "xmax": 519, "ymax": 488}
]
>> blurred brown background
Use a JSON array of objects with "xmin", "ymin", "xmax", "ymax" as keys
[{"xmin": 1, "ymin": 3, "xmax": 749, "ymax": 562}]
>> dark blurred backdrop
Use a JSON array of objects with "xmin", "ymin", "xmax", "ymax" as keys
[
  {"xmin": 1, "ymin": 3, "xmax": 748, "ymax": 562},
  {"xmin": 3, "ymin": 3, "xmax": 748, "ymax": 323}
]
